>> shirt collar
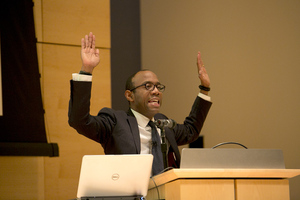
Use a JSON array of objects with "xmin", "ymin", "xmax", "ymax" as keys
[{"xmin": 131, "ymin": 109, "xmax": 153, "ymax": 128}]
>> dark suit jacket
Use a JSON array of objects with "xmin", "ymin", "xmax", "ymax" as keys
[{"xmin": 68, "ymin": 80, "xmax": 212, "ymax": 167}]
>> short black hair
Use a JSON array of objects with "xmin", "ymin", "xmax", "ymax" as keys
[{"xmin": 125, "ymin": 69, "xmax": 151, "ymax": 91}]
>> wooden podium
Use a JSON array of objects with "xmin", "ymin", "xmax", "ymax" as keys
[{"xmin": 147, "ymin": 169, "xmax": 300, "ymax": 200}]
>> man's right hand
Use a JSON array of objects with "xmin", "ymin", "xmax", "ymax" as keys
[{"xmin": 80, "ymin": 32, "xmax": 100, "ymax": 74}]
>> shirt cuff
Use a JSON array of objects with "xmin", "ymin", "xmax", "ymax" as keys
[
  {"xmin": 198, "ymin": 92, "xmax": 211, "ymax": 102},
  {"xmin": 72, "ymin": 73, "xmax": 92, "ymax": 82}
]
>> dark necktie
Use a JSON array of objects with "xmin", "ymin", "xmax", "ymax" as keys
[{"xmin": 148, "ymin": 120, "xmax": 164, "ymax": 176}]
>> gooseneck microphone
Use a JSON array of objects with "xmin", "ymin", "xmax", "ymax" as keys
[
  {"xmin": 153, "ymin": 119, "xmax": 176, "ymax": 170},
  {"xmin": 154, "ymin": 119, "xmax": 177, "ymax": 129}
]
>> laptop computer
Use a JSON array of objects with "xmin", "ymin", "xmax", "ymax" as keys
[
  {"xmin": 180, "ymin": 148, "xmax": 285, "ymax": 169},
  {"xmin": 76, "ymin": 154, "xmax": 153, "ymax": 200}
]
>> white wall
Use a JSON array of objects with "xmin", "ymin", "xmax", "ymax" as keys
[{"xmin": 141, "ymin": 1, "xmax": 300, "ymax": 199}]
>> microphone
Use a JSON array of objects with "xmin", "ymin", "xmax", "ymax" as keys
[{"xmin": 154, "ymin": 119, "xmax": 177, "ymax": 129}]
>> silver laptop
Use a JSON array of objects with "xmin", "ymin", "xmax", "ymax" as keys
[
  {"xmin": 180, "ymin": 148, "xmax": 285, "ymax": 169},
  {"xmin": 77, "ymin": 154, "xmax": 153, "ymax": 199}
]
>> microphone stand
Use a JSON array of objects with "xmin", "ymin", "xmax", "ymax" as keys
[{"xmin": 158, "ymin": 127, "xmax": 168, "ymax": 169}]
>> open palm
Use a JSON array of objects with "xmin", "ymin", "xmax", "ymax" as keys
[{"xmin": 81, "ymin": 32, "xmax": 100, "ymax": 73}]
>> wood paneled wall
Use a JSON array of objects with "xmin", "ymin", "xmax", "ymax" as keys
[
  {"xmin": 0, "ymin": 157, "xmax": 45, "ymax": 199},
  {"xmin": 40, "ymin": 0, "xmax": 110, "ymax": 199},
  {"xmin": 0, "ymin": 0, "xmax": 110, "ymax": 199}
]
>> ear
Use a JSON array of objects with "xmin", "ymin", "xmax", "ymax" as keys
[{"xmin": 124, "ymin": 90, "xmax": 134, "ymax": 102}]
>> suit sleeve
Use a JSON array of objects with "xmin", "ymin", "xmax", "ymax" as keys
[
  {"xmin": 173, "ymin": 96, "xmax": 212, "ymax": 145},
  {"xmin": 68, "ymin": 80, "xmax": 116, "ymax": 143}
]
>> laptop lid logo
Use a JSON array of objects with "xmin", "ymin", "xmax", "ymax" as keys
[{"xmin": 112, "ymin": 173, "xmax": 120, "ymax": 181}]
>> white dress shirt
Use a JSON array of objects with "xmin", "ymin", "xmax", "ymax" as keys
[{"xmin": 130, "ymin": 109, "xmax": 162, "ymax": 154}]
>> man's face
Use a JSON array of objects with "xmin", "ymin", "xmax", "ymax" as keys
[{"xmin": 129, "ymin": 71, "xmax": 163, "ymax": 119}]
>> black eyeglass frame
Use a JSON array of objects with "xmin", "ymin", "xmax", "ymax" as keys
[{"xmin": 129, "ymin": 82, "xmax": 166, "ymax": 92}]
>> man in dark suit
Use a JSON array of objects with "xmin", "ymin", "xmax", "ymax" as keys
[{"xmin": 68, "ymin": 32, "xmax": 212, "ymax": 176}]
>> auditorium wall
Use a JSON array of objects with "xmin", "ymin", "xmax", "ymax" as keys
[
  {"xmin": 140, "ymin": 1, "xmax": 300, "ymax": 199},
  {"xmin": 1, "ymin": 1, "xmax": 300, "ymax": 199}
]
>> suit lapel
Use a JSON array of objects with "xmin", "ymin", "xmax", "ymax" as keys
[{"xmin": 127, "ymin": 109, "xmax": 141, "ymax": 153}]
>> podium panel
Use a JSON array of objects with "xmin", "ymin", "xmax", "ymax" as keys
[
  {"xmin": 236, "ymin": 179, "xmax": 290, "ymax": 200},
  {"xmin": 148, "ymin": 179, "xmax": 234, "ymax": 200}
]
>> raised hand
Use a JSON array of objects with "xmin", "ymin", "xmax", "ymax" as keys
[
  {"xmin": 80, "ymin": 32, "xmax": 100, "ymax": 74},
  {"xmin": 197, "ymin": 51, "xmax": 210, "ymax": 90}
]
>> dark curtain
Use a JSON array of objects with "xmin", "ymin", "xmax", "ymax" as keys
[{"xmin": 0, "ymin": 0, "xmax": 58, "ymax": 156}]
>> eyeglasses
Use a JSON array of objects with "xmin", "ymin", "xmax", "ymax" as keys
[{"xmin": 130, "ymin": 82, "xmax": 166, "ymax": 92}]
